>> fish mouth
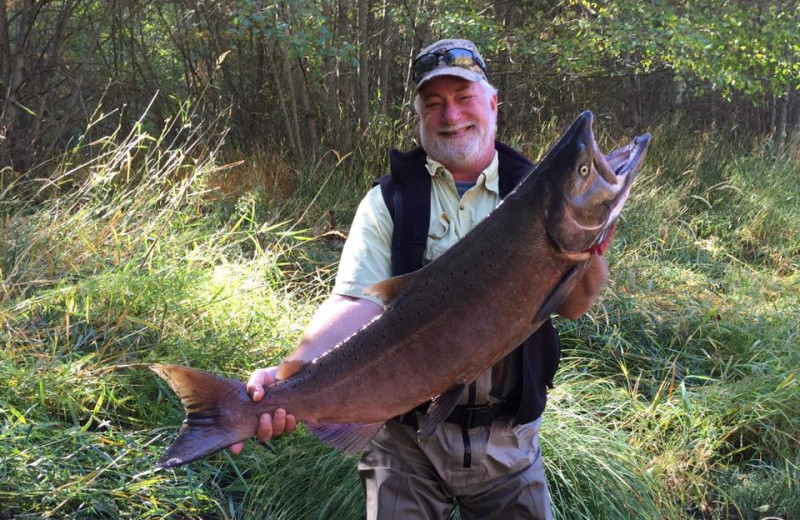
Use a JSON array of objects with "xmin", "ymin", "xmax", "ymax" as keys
[
  {"xmin": 597, "ymin": 133, "xmax": 651, "ymax": 225},
  {"xmin": 542, "ymin": 111, "xmax": 651, "ymax": 254},
  {"xmin": 604, "ymin": 134, "xmax": 651, "ymax": 180}
]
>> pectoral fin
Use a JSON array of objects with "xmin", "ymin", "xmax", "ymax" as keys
[
  {"xmin": 305, "ymin": 421, "xmax": 385, "ymax": 456},
  {"xmin": 363, "ymin": 271, "xmax": 419, "ymax": 307},
  {"xmin": 533, "ymin": 264, "xmax": 583, "ymax": 323},
  {"xmin": 276, "ymin": 359, "xmax": 306, "ymax": 381},
  {"xmin": 419, "ymin": 383, "xmax": 466, "ymax": 440}
]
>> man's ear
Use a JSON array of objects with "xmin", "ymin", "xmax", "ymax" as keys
[{"xmin": 490, "ymin": 93, "xmax": 498, "ymax": 113}]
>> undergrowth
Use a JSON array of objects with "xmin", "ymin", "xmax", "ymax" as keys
[{"xmin": 0, "ymin": 108, "xmax": 797, "ymax": 519}]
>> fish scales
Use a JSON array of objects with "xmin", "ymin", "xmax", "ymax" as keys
[{"xmin": 262, "ymin": 193, "xmax": 556, "ymax": 424}]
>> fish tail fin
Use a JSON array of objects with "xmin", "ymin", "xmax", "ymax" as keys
[{"xmin": 151, "ymin": 364, "xmax": 257, "ymax": 468}]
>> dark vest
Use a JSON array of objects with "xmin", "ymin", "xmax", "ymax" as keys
[{"xmin": 374, "ymin": 140, "xmax": 561, "ymax": 424}]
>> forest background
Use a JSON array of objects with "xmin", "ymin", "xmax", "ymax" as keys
[{"xmin": 0, "ymin": 1, "xmax": 798, "ymax": 519}]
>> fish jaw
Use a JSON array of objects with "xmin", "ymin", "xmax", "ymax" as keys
[
  {"xmin": 543, "ymin": 112, "xmax": 650, "ymax": 253},
  {"xmin": 151, "ymin": 364, "xmax": 260, "ymax": 468}
]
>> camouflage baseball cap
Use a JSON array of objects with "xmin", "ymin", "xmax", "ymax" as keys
[{"xmin": 413, "ymin": 39, "xmax": 487, "ymax": 92}]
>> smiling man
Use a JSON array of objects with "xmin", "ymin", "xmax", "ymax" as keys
[{"xmin": 232, "ymin": 39, "xmax": 608, "ymax": 519}]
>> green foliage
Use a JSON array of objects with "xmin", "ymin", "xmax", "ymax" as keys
[
  {"xmin": 546, "ymin": 1, "xmax": 800, "ymax": 100},
  {"xmin": 6, "ymin": 0, "xmax": 799, "ymax": 173}
]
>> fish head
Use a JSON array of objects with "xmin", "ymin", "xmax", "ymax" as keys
[{"xmin": 542, "ymin": 111, "xmax": 650, "ymax": 253}]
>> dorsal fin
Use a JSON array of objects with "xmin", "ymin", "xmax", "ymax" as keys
[
  {"xmin": 275, "ymin": 359, "xmax": 306, "ymax": 381},
  {"xmin": 363, "ymin": 271, "xmax": 419, "ymax": 307}
]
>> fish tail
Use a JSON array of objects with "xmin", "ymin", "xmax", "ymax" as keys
[{"xmin": 151, "ymin": 364, "xmax": 258, "ymax": 468}]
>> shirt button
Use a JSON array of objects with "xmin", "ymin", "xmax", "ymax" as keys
[{"xmin": 459, "ymin": 204, "xmax": 465, "ymax": 210}]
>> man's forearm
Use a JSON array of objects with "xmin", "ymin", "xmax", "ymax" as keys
[
  {"xmin": 556, "ymin": 255, "xmax": 609, "ymax": 320},
  {"xmin": 287, "ymin": 294, "xmax": 384, "ymax": 362}
]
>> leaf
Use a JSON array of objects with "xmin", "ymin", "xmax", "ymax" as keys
[
  {"xmin": 13, "ymin": 100, "xmax": 37, "ymax": 116},
  {"xmin": 216, "ymin": 50, "xmax": 231, "ymax": 67}
]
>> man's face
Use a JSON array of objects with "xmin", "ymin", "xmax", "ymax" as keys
[{"xmin": 418, "ymin": 76, "xmax": 498, "ymax": 173}]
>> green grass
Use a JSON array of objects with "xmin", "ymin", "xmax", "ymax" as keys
[{"xmin": 1, "ymin": 111, "xmax": 798, "ymax": 519}]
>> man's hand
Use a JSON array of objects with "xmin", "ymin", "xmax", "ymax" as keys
[
  {"xmin": 229, "ymin": 366, "xmax": 297, "ymax": 455},
  {"xmin": 556, "ymin": 254, "xmax": 609, "ymax": 320},
  {"xmin": 229, "ymin": 295, "xmax": 381, "ymax": 455}
]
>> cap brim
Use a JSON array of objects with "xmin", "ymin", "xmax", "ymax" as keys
[{"xmin": 414, "ymin": 67, "xmax": 485, "ymax": 94}]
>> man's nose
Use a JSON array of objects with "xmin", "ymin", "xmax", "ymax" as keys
[{"xmin": 441, "ymin": 102, "xmax": 462, "ymax": 125}]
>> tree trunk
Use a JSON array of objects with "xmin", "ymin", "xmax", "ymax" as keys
[
  {"xmin": 497, "ymin": 1, "xmax": 515, "ymax": 131},
  {"xmin": 775, "ymin": 93, "xmax": 788, "ymax": 153},
  {"xmin": 377, "ymin": 0, "xmax": 391, "ymax": 114},
  {"xmin": 357, "ymin": 0, "xmax": 370, "ymax": 131},
  {"xmin": 282, "ymin": 51, "xmax": 303, "ymax": 155},
  {"xmin": 321, "ymin": 0, "xmax": 339, "ymax": 144},
  {"xmin": 0, "ymin": 0, "xmax": 8, "ymax": 81},
  {"xmin": 402, "ymin": 0, "xmax": 429, "ymax": 106},
  {"xmin": 30, "ymin": 0, "xmax": 75, "ymax": 151},
  {"xmin": 788, "ymin": 92, "xmax": 800, "ymax": 157},
  {"xmin": 265, "ymin": 41, "xmax": 300, "ymax": 159},
  {"xmin": 279, "ymin": 3, "xmax": 304, "ymax": 157},
  {"xmin": 769, "ymin": 94, "xmax": 777, "ymax": 135},
  {"xmin": 295, "ymin": 57, "xmax": 319, "ymax": 152},
  {"xmin": 337, "ymin": 0, "xmax": 352, "ymax": 148},
  {"xmin": 3, "ymin": 0, "xmax": 33, "ymax": 170}
]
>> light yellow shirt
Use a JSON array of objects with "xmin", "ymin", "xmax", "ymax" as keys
[{"xmin": 333, "ymin": 151, "xmax": 500, "ymax": 306}]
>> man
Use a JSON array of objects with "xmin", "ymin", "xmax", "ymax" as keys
[{"xmin": 231, "ymin": 39, "xmax": 608, "ymax": 519}]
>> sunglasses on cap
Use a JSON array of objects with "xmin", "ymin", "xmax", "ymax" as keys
[{"xmin": 412, "ymin": 48, "xmax": 487, "ymax": 84}]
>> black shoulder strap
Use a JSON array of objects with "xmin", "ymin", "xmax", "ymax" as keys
[
  {"xmin": 374, "ymin": 147, "xmax": 431, "ymax": 276},
  {"xmin": 496, "ymin": 140, "xmax": 535, "ymax": 197}
]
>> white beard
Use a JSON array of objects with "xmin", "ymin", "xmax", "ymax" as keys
[{"xmin": 420, "ymin": 115, "xmax": 496, "ymax": 169}]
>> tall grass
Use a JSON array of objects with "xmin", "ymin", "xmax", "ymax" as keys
[{"xmin": 1, "ymin": 109, "xmax": 798, "ymax": 519}]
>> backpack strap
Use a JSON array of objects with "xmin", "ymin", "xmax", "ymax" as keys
[
  {"xmin": 495, "ymin": 140, "xmax": 534, "ymax": 197},
  {"xmin": 374, "ymin": 147, "xmax": 431, "ymax": 276}
]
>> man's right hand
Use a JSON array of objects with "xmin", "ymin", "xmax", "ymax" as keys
[
  {"xmin": 229, "ymin": 295, "xmax": 382, "ymax": 455},
  {"xmin": 229, "ymin": 366, "xmax": 297, "ymax": 455}
]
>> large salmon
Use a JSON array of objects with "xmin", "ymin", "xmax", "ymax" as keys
[{"xmin": 152, "ymin": 111, "xmax": 650, "ymax": 468}]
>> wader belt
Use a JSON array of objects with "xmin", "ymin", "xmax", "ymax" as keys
[{"xmin": 396, "ymin": 397, "xmax": 519, "ymax": 430}]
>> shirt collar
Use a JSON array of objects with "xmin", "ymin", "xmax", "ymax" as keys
[{"xmin": 424, "ymin": 151, "xmax": 500, "ymax": 195}]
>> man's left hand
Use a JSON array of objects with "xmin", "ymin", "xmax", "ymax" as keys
[{"xmin": 556, "ymin": 255, "xmax": 609, "ymax": 320}]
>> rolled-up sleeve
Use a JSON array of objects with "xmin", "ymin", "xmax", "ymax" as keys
[{"xmin": 332, "ymin": 186, "xmax": 393, "ymax": 308}]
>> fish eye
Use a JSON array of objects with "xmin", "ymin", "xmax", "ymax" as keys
[{"xmin": 579, "ymin": 164, "xmax": 589, "ymax": 176}]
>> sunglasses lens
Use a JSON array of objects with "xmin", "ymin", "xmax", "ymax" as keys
[
  {"xmin": 413, "ymin": 54, "xmax": 441, "ymax": 82},
  {"xmin": 443, "ymin": 49, "xmax": 476, "ymax": 68}
]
